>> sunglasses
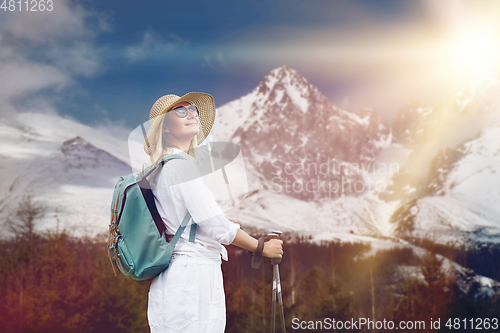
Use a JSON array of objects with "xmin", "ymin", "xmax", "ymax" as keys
[{"xmin": 169, "ymin": 105, "xmax": 199, "ymax": 118}]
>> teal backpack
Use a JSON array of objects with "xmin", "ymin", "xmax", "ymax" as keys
[{"xmin": 107, "ymin": 154, "xmax": 197, "ymax": 281}]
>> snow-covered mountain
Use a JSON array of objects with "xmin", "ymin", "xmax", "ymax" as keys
[
  {"xmin": 1, "ymin": 67, "xmax": 500, "ymax": 248},
  {"xmin": 214, "ymin": 65, "xmax": 391, "ymax": 201},
  {"xmin": 388, "ymin": 78, "xmax": 500, "ymax": 244},
  {"xmin": 0, "ymin": 112, "xmax": 130, "ymax": 237},
  {"xmin": 0, "ymin": 66, "xmax": 396, "ymax": 241},
  {"xmin": 391, "ymin": 124, "xmax": 500, "ymax": 244},
  {"xmin": 213, "ymin": 69, "xmax": 500, "ymax": 245},
  {"xmin": 392, "ymin": 77, "xmax": 500, "ymax": 149},
  {"xmin": 389, "ymin": 77, "xmax": 500, "ymax": 202}
]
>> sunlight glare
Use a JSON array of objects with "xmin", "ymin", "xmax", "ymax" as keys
[{"xmin": 447, "ymin": 25, "xmax": 500, "ymax": 78}]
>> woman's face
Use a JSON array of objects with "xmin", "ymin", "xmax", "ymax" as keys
[{"xmin": 163, "ymin": 101, "xmax": 200, "ymax": 144}]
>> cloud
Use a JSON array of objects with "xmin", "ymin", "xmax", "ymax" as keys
[
  {"xmin": 0, "ymin": 0, "xmax": 110, "ymax": 117},
  {"xmin": 202, "ymin": 51, "xmax": 232, "ymax": 73},
  {"xmin": 1, "ymin": 3, "xmax": 87, "ymax": 45},
  {"xmin": 43, "ymin": 41, "xmax": 102, "ymax": 78},
  {"xmin": 125, "ymin": 30, "xmax": 187, "ymax": 62},
  {"xmin": 92, "ymin": 117, "xmax": 132, "ymax": 141},
  {"xmin": 0, "ymin": 53, "xmax": 71, "ymax": 99}
]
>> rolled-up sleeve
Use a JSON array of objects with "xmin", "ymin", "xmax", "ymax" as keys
[{"xmin": 170, "ymin": 160, "xmax": 240, "ymax": 245}]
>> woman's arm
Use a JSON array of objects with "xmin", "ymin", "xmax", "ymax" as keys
[
  {"xmin": 169, "ymin": 160, "xmax": 283, "ymax": 258},
  {"xmin": 231, "ymin": 229, "xmax": 283, "ymax": 258}
]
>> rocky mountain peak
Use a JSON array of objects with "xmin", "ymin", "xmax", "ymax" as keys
[
  {"xmin": 393, "ymin": 76, "xmax": 500, "ymax": 148},
  {"xmin": 61, "ymin": 136, "xmax": 97, "ymax": 156},
  {"xmin": 355, "ymin": 107, "xmax": 390, "ymax": 138},
  {"xmin": 228, "ymin": 66, "xmax": 390, "ymax": 200},
  {"xmin": 251, "ymin": 65, "xmax": 331, "ymax": 114},
  {"xmin": 59, "ymin": 136, "xmax": 129, "ymax": 171},
  {"xmin": 257, "ymin": 65, "xmax": 300, "ymax": 93},
  {"xmin": 449, "ymin": 76, "xmax": 500, "ymax": 114}
]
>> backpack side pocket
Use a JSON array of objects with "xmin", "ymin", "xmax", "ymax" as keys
[{"xmin": 116, "ymin": 237, "xmax": 134, "ymax": 276}]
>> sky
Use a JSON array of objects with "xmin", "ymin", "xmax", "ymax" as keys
[{"xmin": 1, "ymin": 0, "xmax": 500, "ymax": 133}]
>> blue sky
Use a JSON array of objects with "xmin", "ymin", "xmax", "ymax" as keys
[{"xmin": 1, "ymin": 0, "xmax": 499, "ymax": 132}]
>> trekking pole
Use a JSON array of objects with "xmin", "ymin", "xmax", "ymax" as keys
[
  {"xmin": 268, "ymin": 231, "xmax": 286, "ymax": 333},
  {"xmin": 251, "ymin": 230, "xmax": 286, "ymax": 333}
]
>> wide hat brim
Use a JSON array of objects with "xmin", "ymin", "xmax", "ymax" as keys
[{"xmin": 144, "ymin": 92, "xmax": 216, "ymax": 155}]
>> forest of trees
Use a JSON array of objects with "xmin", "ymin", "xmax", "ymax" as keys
[{"xmin": 0, "ymin": 196, "xmax": 499, "ymax": 332}]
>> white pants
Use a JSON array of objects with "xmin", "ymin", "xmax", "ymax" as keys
[{"xmin": 148, "ymin": 255, "xmax": 226, "ymax": 333}]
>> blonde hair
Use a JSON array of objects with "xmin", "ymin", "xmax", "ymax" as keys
[{"xmin": 146, "ymin": 112, "xmax": 198, "ymax": 169}]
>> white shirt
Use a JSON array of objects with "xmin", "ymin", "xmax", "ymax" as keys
[{"xmin": 150, "ymin": 148, "xmax": 240, "ymax": 261}]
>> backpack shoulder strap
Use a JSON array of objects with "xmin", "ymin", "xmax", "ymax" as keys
[
  {"xmin": 138, "ymin": 154, "xmax": 188, "ymax": 239},
  {"xmin": 140, "ymin": 153, "xmax": 187, "ymax": 179},
  {"xmin": 171, "ymin": 212, "xmax": 192, "ymax": 245},
  {"xmin": 158, "ymin": 153, "xmax": 186, "ymax": 166},
  {"xmin": 139, "ymin": 182, "xmax": 167, "ymax": 238},
  {"xmin": 189, "ymin": 223, "xmax": 197, "ymax": 242}
]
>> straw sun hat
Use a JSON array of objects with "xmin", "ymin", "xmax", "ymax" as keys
[{"xmin": 144, "ymin": 92, "xmax": 216, "ymax": 155}]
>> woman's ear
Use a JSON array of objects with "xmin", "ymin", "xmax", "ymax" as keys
[{"xmin": 162, "ymin": 114, "xmax": 170, "ymax": 133}]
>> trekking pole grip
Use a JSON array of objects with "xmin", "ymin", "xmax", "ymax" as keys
[{"xmin": 268, "ymin": 231, "xmax": 282, "ymax": 265}]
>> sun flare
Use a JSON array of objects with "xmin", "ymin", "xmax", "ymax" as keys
[{"xmin": 447, "ymin": 25, "xmax": 500, "ymax": 78}]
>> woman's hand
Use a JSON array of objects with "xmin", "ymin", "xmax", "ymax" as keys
[
  {"xmin": 231, "ymin": 229, "xmax": 284, "ymax": 259},
  {"xmin": 262, "ymin": 239, "xmax": 283, "ymax": 259}
]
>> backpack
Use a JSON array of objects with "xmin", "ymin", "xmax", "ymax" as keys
[{"xmin": 107, "ymin": 154, "xmax": 198, "ymax": 281}]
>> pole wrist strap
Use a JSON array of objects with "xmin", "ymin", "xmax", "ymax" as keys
[{"xmin": 251, "ymin": 236, "xmax": 265, "ymax": 269}]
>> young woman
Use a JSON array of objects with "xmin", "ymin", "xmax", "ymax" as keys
[{"xmin": 143, "ymin": 93, "xmax": 283, "ymax": 332}]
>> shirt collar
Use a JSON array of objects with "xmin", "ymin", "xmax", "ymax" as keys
[
  {"xmin": 168, "ymin": 147, "xmax": 192, "ymax": 160},
  {"xmin": 170, "ymin": 147, "xmax": 184, "ymax": 154}
]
